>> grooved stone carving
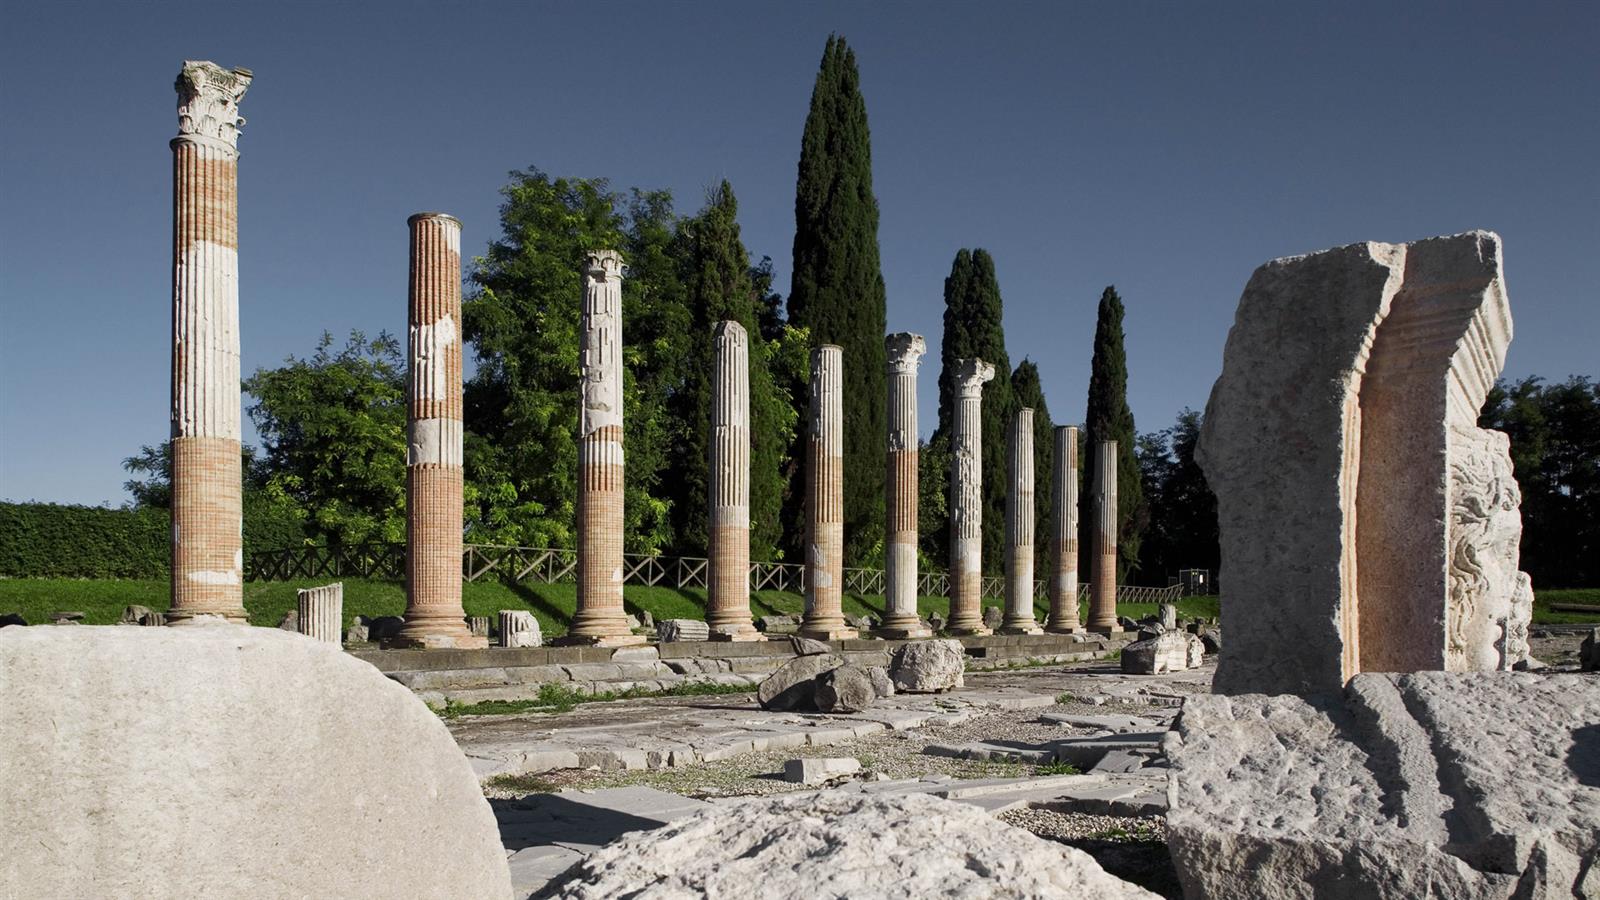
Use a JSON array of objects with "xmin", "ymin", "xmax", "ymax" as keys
[
  {"xmin": 707, "ymin": 321, "xmax": 761, "ymax": 641},
  {"xmin": 296, "ymin": 583, "xmax": 342, "ymax": 645},
  {"xmin": 1197, "ymin": 231, "xmax": 1530, "ymax": 695},
  {"xmin": 1046, "ymin": 426, "xmax": 1083, "ymax": 633},
  {"xmin": 175, "ymin": 61, "xmax": 251, "ymax": 149},
  {"xmin": 1087, "ymin": 440, "xmax": 1121, "ymax": 633},
  {"xmin": 946, "ymin": 358, "xmax": 995, "ymax": 635},
  {"xmin": 1000, "ymin": 409, "xmax": 1042, "ymax": 634},
  {"xmin": 880, "ymin": 333, "xmax": 930, "ymax": 639},
  {"xmin": 498, "ymin": 610, "xmax": 541, "ymax": 648},
  {"xmin": 799, "ymin": 346, "xmax": 855, "ymax": 640}
]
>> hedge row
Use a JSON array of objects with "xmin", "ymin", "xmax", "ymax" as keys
[{"xmin": 0, "ymin": 501, "xmax": 306, "ymax": 579}]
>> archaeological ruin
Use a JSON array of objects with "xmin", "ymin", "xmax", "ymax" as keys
[
  {"xmin": 799, "ymin": 345, "xmax": 856, "ymax": 641},
  {"xmin": 879, "ymin": 332, "xmax": 931, "ymax": 640},
  {"xmin": 1046, "ymin": 425, "xmax": 1083, "ymax": 633},
  {"xmin": 945, "ymin": 357, "xmax": 997, "ymax": 636}
]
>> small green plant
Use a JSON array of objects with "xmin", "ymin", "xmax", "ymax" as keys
[
  {"xmin": 435, "ymin": 679, "xmax": 755, "ymax": 719},
  {"xmin": 1085, "ymin": 822, "xmax": 1162, "ymax": 843},
  {"xmin": 1034, "ymin": 761, "xmax": 1081, "ymax": 776}
]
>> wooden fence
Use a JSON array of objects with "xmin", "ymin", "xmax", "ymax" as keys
[{"xmin": 247, "ymin": 542, "xmax": 1181, "ymax": 604}]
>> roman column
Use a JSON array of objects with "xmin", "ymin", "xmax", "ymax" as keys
[
  {"xmin": 391, "ymin": 213, "xmax": 482, "ymax": 648},
  {"xmin": 1045, "ymin": 426, "xmax": 1083, "ymax": 633},
  {"xmin": 564, "ymin": 250, "xmax": 643, "ymax": 646},
  {"xmin": 1000, "ymin": 408, "xmax": 1042, "ymax": 634},
  {"xmin": 878, "ymin": 333, "xmax": 930, "ymax": 639},
  {"xmin": 707, "ymin": 321, "xmax": 761, "ymax": 641},
  {"xmin": 799, "ymin": 345, "xmax": 856, "ymax": 640},
  {"xmin": 945, "ymin": 358, "xmax": 995, "ymax": 635},
  {"xmin": 1088, "ymin": 439, "xmax": 1122, "ymax": 633},
  {"xmin": 169, "ymin": 61, "xmax": 251, "ymax": 624}
]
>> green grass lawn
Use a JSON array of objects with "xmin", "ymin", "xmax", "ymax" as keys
[{"xmin": 0, "ymin": 578, "xmax": 1587, "ymax": 633}]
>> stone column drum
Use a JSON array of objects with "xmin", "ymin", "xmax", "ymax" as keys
[
  {"xmin": 168, "ymin": 61, "xmax": 251, "ymax": 624},
  {"xmin": 565, "ymin": 251, "xmax": 643, "ymax": 646},
  {"xmin": 878, "ymin": 333, "xmax": 931, "ymax": 639},
  {"xmin": 946, "ymin": 358, "xmax": 995, "ymax": 636},
  {"xmin": 707, "ymin": 321, "xmax": 762, "ymax": 641},
  {"xmin": 1000, "ymin": 408, "xmax": 1043, "ymax": 634},
  {"xmin": 296, "ymin": 583, "xmax": 342, "ymax": 645},
  {"xmin": 1088, "ymin": 439, "xmax": 1121, "ymax": 633},
  {"xmin": 799, "ymin": 345, "xmax": 856, "ymax": 641},
  {"xmin": 1046, "ymin": 426, "xmax": 1083, "ymax": 633},
  {"xmin": 391, "ymin": 214, "xmax": 483, "ymax": 649}
]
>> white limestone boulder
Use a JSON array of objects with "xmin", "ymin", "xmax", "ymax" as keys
[
  {"xmin": 0, "ymin": 624, "xmax": 510, "ymax": 899},
  {"xmin": 542, "ymin": 791, "xmax": 1158, "ymax": 899},
  {"xmin": 889, "ymin": 638, "xmax": 966, "ymax": 693},
  {"xmin": 1120, "ymin": 631, "xmax": 1191, "ymax": 674},
  {"xmin": 813, "ymin": 664, "xmax": 876, "ymax": 713},
  {"xmin": 1166, "ymin": 671, "xmax": 1600, "ymax": 899},
  {"xmin": 757, "ymin": 652, "xmax": 844, "ymax": 710}
]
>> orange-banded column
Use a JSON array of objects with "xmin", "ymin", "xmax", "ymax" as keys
[
  {"xmin": 390, "ymin": 214, "xmax": 481, "ymax": 649},
  {"xmin": 878, "ymin": 333, "xmax": 930, "ymax": 639},
  {"xmin": 946, "ymin": 358, "xmax": 995, "ymax": 635},
  {"xmin": 799, "ymin": 345, "xmax": 855, "ymax": 640},
  {"xmin": 707, "ymin": 321, "xmax": 761, "ymax": 641},
  {"xmin": 1088, "ymin": 439, "xmax": 1122, "ymax": 633},
  {"xmin": 169, "ymin": 61, "xmax": 251, "ymax": 625},
  {"xmin": 564, "ymin": 250, "xmax": 643, "ymax": 646},
  {"xmin": 1045, "ymin": 426, "xmax": 1083, "ymax": 633},
  {"xmin": 1000, "ymin": 408, "xmax": 1042, "ymax": 634}
]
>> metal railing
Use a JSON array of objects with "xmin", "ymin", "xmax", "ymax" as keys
[{"xmin": 247, "ymin": 542, "xmax": 1181, "ymax": 604}]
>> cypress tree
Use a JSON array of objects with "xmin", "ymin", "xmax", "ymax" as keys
[
  {"xmin": 1010, "ymin": 359, "xmax": 1054, "ymax": 579},
  {"xmin": 933, "ymin": 248, "xmax": 1012, "ymax": 574},
  {"xmin": 788, "ymin": 34, "xmax": 888, "ymax": 563},
  {"xmin": 1080, "ymin": 286, "xmax": 1147, "ymax": 582},
  {"xmin": 669, "ymin": 182, "xmax": 795, "ymax": 559}
]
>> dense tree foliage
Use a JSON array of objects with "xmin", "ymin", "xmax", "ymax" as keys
[
  {"xmin": 788, "ymin": 34, "xmax": 888, "ymax": 563},
  {"xmin": 1135, "ymin": 408, "xmax": 1218, "ymax": 585},
  {"xmin": 1010, "ymin": 359, "xmax": 1055, "ymax": 568},
  {"xmin": 1081, "ymin": 286, "xmax": 1147, "ymax": 582},
  {"xmin": 934, "ymin": 249, "xmax": 1013, "ymax": 573},
  {"xmin": 1480, "ymin": 376, "xmax": 1600, "ymax": 587}
]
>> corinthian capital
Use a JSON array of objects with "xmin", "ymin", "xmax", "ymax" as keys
[
  {"xmin": 175, "ymin": 61, "xmax": 251, "ymax": 148},
  {"xmin": 583, "ymin": 250, "xmax": 625, "ymax": 284},
  {"xmin": 885, "ymin": 332, "xmax": 926, "ymax": 374},
  {"xmin": 952, "ymin": 358, "xmax": 995, "ymax": 397}
]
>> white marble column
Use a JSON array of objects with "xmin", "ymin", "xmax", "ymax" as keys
[
  {"xmin": 1000, "ymin": 408, "xmax": 1042, "ymax": 634},
  {"xmin": 879, "ymin": 333, "xmax": 930, "ymax": 639},
  {"xmin": 1045, "ymin": 426, "xmax": 1083, "ymax": 633},
  {"xmin": 296, "ymin": 583, "xmax": 342, "ymax": 645},
  {"xmin": 945, "ymin": 358, "xmax": 995, "ymax": 636},
  {"xmin": 799, "ymin": 345, "xmax": 856, "ymax": 640},
  {"xmin": 707, "ymin": 321, "xmax": 761, "ymax": 641}
]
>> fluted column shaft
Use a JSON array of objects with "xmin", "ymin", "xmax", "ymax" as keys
[
  {"xmin": 879, "ymin": 333, "xmax": 929, "ymax": 639},
  {"xmin": 565, "ymin": 250, "xmax": 642, "ymax": 645},
  {"xmin": 392, "ymin": 214, "xmax": 481, "ymax": 648},
  {"xmin": 1088, "ymin": 439, "xmax": 1122, "ymax": 633},
  {"xmin": 169, "ymin": 61, "xmax": 251, "ymax": 624},
  {"xmin": 1000, "ymin": 409, "xmax": 1042, "ymax": 634},
  {"xmin": 799, "ymin": 346, "xmax": 855, "ymax": 640},
  {"xmin": 297, "ymin": 583, "xmax": 342, "ymax": 645},
  {"xmin": 946, "ymin": 358, "xmax": 995, "ymax": 635},
  {"xmin": 707, "ymin": 321, "xmax": 761, "ymax": 641},
  {"xmin": 1046, "ymin": 426, "xmax": 1083, "ymax": 632}
]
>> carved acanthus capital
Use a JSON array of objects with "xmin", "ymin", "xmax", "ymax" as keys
[
  {"xmin": 583, "ymin": 250, "xmax": 625, "ymax": 284},
  {"xmin": 952, "ymin": 358, "xmax": 995, "ymax": 397},
  {"xmin": 175, "ymin": 61, "xmax": 251, "ymax": 149},
  {"xmin": 885, "ymin": 333, "xmax": 926, "ymax": 374}
]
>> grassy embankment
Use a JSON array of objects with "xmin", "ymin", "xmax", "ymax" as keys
[{"xmin": 1, "ymin": 580, "xmax": 1590, "ymax": 633}]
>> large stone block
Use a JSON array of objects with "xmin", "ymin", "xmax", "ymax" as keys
[
  {"xmin": 1166, "ymin": 671, "xmax": 1600, "ymax": 899},
  {"xmin": 889, "ymin": 638, "xmax": 966, "ymax": 693},
  {"xmin": 0, "ymin": 625, "xmax": 510, "ymax": 899},
  {"xmin": 1120, "ymin": 631, "xmax": 1190, "ymax": 675},
  {"xmin": 757, "ymin": 653, "xmax": 844, "ymax": 710}
]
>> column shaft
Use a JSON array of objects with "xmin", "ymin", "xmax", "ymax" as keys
[
  {"xmin": 296, "ymin": 583, "xmax": 342, "ymax": 645},
  {"xmin": 946, "ymin": 358, "xmax": 995, "ymax": 635},
  {"xmin": 707, "ymin": 321, "xmax": 761, "ymax": 640},
  {"xmin": 169, "ymin": 61, "xmax": 251, "ymax": 625},
  {"xmin": 1000, "ymin": 408, "xmax": 1042, "ymax": 634},
  {"xmin": 1045, "ymin": 426, "xmax": 1083, "ymax": 632},
  {"xmin": 799, "ymin": 346, "xmax": 855, "ymax": 640},
  {"xmin": 1088, "ymin": 439, "xmax": 1122, "ymax": 633},
  {"xmin": 880, "ymin": 333, "xmax": 929, "ymax": 638}
]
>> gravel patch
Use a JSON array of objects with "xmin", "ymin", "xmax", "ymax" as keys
[{"xmin": 1000, "ymin": 808, "xmax": 1180, "ymax": 899}]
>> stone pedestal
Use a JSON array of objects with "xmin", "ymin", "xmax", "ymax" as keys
[
  {"xmin": 391, "ymin": 213, "xmax": 483, "ymax": 649},
  {"xmin": 168, "ymin": 61, "xmax": 251, "ymax": 625},
  {"xmin": 563, "ymin": 250, "xmax": 644, "ymax": 646},
  {"xmin": 799, "ymin": 346, "xmax": 856, "ymax": 641},
  {"xmin": 1045, "ymin": 426, "xmax": 1083, "ymax": 633},
  {"xmin": 296, "ymin": 583, "xmax": 342, "ymax": 645},
  {"xmin": 707, "ymin": 321, "xmax": 762, "ymax": 641},
  {"xmin": 946, "ymin": 358, "xmax": 995, "ymax": 636},
  {"xmin": 1087, "ymin": 439, "xmax": 1121, "ymax": 634},
  {"xmin": 999, "ymin": 409, "xmax": 1042, "ymax": 635},
  {"xmin": 498, "ymin": 610, "xmax": 541, "ymax": 648},
  {"xmin": 879, "ymin": 333, "xmax": 930, "ymax": 640}
]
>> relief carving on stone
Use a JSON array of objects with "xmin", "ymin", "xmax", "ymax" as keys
[
  {"xmin": 1446, "ymin": 425, "xmax": 1531, "ymax": 670},
  {"xmin": 175, "ymin": 61, "xmax": 251, "ymax": 148}
]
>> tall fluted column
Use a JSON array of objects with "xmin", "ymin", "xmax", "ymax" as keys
[
  {"xmin": 1046, "ymin": 426, "xmax": 1083, "ymax": 633},
  {"xmin": 564, "ymin": 250, "xmax": 643, "ymax": 646},
  {"xmin": 392, "ymin": 214, "xmax": 482, "ymax": 648},
  {"xmin": 1088, "ymin": 439, "xmax": 1122, "ymax": 633},
  {"xmin": 1000, "ymin": 408, "xmax": 1042, "ymax": 634},
  {"xmin": 879, "ymin": 333, "xmax": 930, "ymax": 639},
  {"xmin": 946, "ymin": 358, "xmax": 995, "ymax": 635},
  {"xmin": 799, "ymin": 345, "xmax": 855, "ymax": 641},
  {"xmin": 169, "ymin": 61, "xmax": 251, "ymax": 624},
  {"xmin": 707, "ymin": 321, "xmax": 762, "ymax": 641}
]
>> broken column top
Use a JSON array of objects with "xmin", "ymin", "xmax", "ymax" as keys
[
  {"xmin": 951, "ymin": 358, "xmax": 995, "ymax": 396},
  {"xmin": 584, "ymin": 249, "xmax": 624, "ymax": 281},
  {"xmin": 885, "ymin": 333, "xmax": 926, "ymax": 372},
  {"xmin": 715, "ymin": 319, "xmax": 748, "ymax": 344},
  {"xmin": 175, "ymin": 61, "xmax": 251, "ymax": 148}
]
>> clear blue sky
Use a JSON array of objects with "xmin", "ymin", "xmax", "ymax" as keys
[{"xmin": 2, "ymin": 1, "xmax": 1595, "ymax": 506}]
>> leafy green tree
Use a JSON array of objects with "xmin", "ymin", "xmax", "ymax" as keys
[
  {"xmin": 788, "ymin": 34, "xmax": 888, "ymax": 563},
  {"xmin": 1080, "ymin": 286, "xmax": 1147, "ymax": 582},
  {"xmin": 1010, "ymin": 359, "xmax": 1055, "ymax": 569},
  {"xmin": 242, "ymin": 331, "xmax": 406, "ymax": 545},
  {"xmin": 1135, "ymin": 408, "xmax": 1218, "ymax": 584},
  {"xmin": 917, "ymin": 435, "xmax": 950, "ymax": 568},
  {"xmin": 934, "ymin": 248, "xmax": 1013, "ymax": 573},
  {"xmin": 667, "ymin": 182, "xmax": 797, "ymax": 559}
]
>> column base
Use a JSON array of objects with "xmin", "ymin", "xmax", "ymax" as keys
[
  {"xmin": 875, "ymin": 625, "xmax": 933, "ymax": 640},
  {"xmin": 708, "ymin": 624, "xmax": 766, "ymax": 642},
  {"xmin": 796, "ymin": 626, "xmax": 859, "ymax": 641},
  {"xmin": 946, "ymin": 625, "xmax": 992, "ymax": 637},
  {"xmin": 165, "ymin": 612, "xmax": 248, "ymax": 626},
  {"xmin": 997, "ymin": 624, "xmax": 1044, "ymax": 636},
  {"xmin": 383, "ymin": 630, "xmax": 489, "ymax": 650},
  {"xmin": 1087, "ymin": 624, "xmax": 1124, "ymax": 636},
  {"xmin": 1044, "ymin": 623, "xmax": 1085, "ymax": 634},
  {"xmin": 553, "ymin": 632, "xmax": 648, "ymax": 647}
]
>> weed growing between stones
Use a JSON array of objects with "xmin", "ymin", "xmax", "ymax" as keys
[
  {"xmin": 434, "ymin": 680, "xmax": 754, "ymax": 719},
  {"xmin": 1033, "ymin": 761, "xmax": 1082, "ymax": 776}
]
